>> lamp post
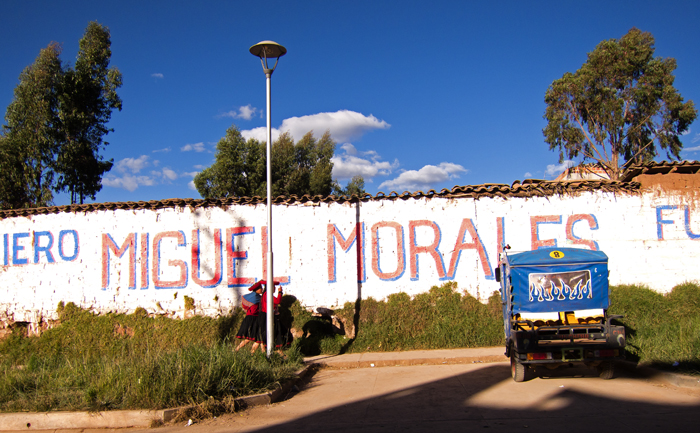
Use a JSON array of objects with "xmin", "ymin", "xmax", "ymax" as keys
[{"xmin": 250, "ymin": 40, "xmax": 286, "ymax": 357}]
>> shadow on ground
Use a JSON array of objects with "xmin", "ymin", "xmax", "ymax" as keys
[{"xmin": 251, "ymin": 363, "xmax": 700, "ymax": 433}]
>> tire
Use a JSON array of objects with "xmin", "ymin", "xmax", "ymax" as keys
[
  {"xmin": 598, "ymin": 361, "xmax": 615, "ymax": 380},
  {"xmin": 511, "ymin": 354, "xmax": 527, "ymax": 382}
]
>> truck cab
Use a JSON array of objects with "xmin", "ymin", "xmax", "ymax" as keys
[{"xmin": 496, "ymin": 246, "xmax": 625, "ymax": 382}]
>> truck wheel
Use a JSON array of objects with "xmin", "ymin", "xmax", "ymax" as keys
[
  {"xmin": 598, "ymin": 361, "xmax": 615, "ymax": 380},
  {"xmin": 511, "ymin": 354, "xmax": 527, "ymax": 382}
]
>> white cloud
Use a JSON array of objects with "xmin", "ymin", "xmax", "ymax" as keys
[
  {"xmin": 102, "ymin": 174, "xmax": 156, "ymax": 192},
  {"xmin": 242, "ymin": 126, "xmax": 277, "ymax": 143},
  {"xmin": 104, "ymin": 157, "xmax": 185, "ymax": 191},
  {"xmin": 153, "ymin": 147, "xmax": 171, "ymax": 153},
  {"xmin": 524, "ymin": 172, "xmax": 533, "ymax": 178},
  {"xmin": 340, "ymin": 143, "xmax": 358, "ymax": 156},
  {"xmin": 181, "ymin": 142, "xmax": 206, "ymax": 152},
  {"xmin": 188, "ymin": 180, "xmax": 197, "ymax": 190},
  {"xmin": 691, "ymin": 133, "xmax": 700, "ymax": 144},
  {"xmin": 545, "ymin": 160, "xmax": 575, "ymax": 178},
  {"xmin": 378, "ymin": 163, "xmax": 468, "ymax": 193},
  {"xmin": 219, "ymin": 104, "xmax": 259, "ymax": 121},
  {"xmin": 151, "ymin": 73, "xmax": 164, "ymax": 79},
  {"xmin": 241, "ymin": 110, "xmax": 390, "ymax": 143},
  {"xmin": 193, "ymin": 165, "xmax": 206, "ymax": 170},
  {"xmin": 161, "ymin": 168, "xmax": 178, "ymax": 181},
  {"xmin": 332, "ymin": 143, "xmax": 398, "ymax": 181},
  {"xmin": 683, "ymin": 145, "xmax": 700, "ymax": 152},
  {"xmin": 238, "ymin": 105, "xmax": 257, "ymax": 120},
  {"xmin": 115, "ymin": 155, "xmax": 150, "ymax": 174}
]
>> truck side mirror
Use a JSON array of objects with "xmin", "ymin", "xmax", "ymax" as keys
[{"xmin": 495, "ymin": 267, "xmax": 501, "ymax": 282}]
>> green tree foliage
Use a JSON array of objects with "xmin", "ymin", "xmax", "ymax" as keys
[
  {"xmin": 0, "ymin": 22, "xmax": 122, "ymax": 210},
  {"xmin": 195, "ymin": 126, "xmax": 355, "ymax": 199},
  {"xmin": 0, "ymin": 43, "xmax": 64, "ymax": 209},
  {"xmin": 56, "ymin": 22, "xmax": 123, "ymax": 204},
  {"xmin": 333, "ymin": 175, "xmax": 366, "ymax": 197},
  {"xmin": 543, "ymin": 28, "xmax": 697, "ymax": 180},
  {"xmin": 194, "ymin": 126, "xmax": 265, "ymax": 199},
  {"xmin": 273, "ymin": 130, "xmax": 335, "ymax": 197}
]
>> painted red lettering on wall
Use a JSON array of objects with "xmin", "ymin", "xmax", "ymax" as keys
[
  {"xmin": 327, "ymin": 223, "xmax": 365, "ymax": 283},
  {"xmin": 192, "ymin": 229, "xmax": 222, "ymax": 287},
  {"xmin": 152, "ymin": 231, "xmax": 187, "ymax": 288},
  {"xmin": 531, "ymin": 215, "xmax": 562, "ymax": 250},
  {"xmin": 226, "ymin": 227, "xmax": 254, "ymax": 287},
  {"xmin": 102, "ymin": 233, "xmax": 136, "ymax": 290},
  {"xmin": 497, "ymin": 217, "xmax": 505, "ymax": 255},
  {"xmin": 447, "ymin": 219, "xmax": 492, "ymax": 279},
  {"xmin": 140, "ymin": 233, "xmax": 149, "ymax": 289},
  {"xmin": 408, "ymin": 220, "xmax": 445, "ymax": 280},
  {"xmin": 371, "ymin": 221, "xmax": 405, "ymax": 280},
  {"xmin": 261, "ymin": 226, "xmax": 290, "ymax": 285},
  {"xmin": 566, "ymin": 214, "xmax": 599, "ymax": 250}
]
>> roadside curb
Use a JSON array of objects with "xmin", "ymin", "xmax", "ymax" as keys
[
  {"xmin": 307, "ymin": 354, "xmax": 507, "ymax": 369},
  {"xmin": 617, "ymin": 361, "xmax": 700, "ymax": 389},
  {"xmin": 305, "ymin": 349, "xmax": 700, "ymax": 391},
  {"xmin": 304, "ymin": 347, "xmax": 508, "ymax": 370},
  {"xmin": 0, "ymin": 365, "xmax": 312, "ymax": 431},
  {"xmin": 159, "ymin": 364, "xmax": 313, "ymax": 424},
  {"xmin": 2, "ymin": 354, "xmax": 698, "ymax": 430}
]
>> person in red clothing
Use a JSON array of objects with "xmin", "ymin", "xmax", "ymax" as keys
[
  {"xmin": 234, "ymin": 280, "xmax": 264, "ymax": 352},
  {"xmin": 253, "ymin": 282, "xmax": 284, "ymax": 354}
]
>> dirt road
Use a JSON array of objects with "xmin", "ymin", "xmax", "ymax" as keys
[{"xmin": 152, "ymin": 361, "xmax": 700, "ymax": 433}]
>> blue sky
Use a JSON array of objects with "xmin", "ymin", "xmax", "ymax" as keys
[{"xmin": 2, "ymin": 1, "xmax": 699, "ymax": 206}]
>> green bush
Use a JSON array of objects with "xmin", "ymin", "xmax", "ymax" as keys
[
  {"xmin": 288, "ymin": 281, "xmax": 700, "ymax": 376},
  {"xmin": 0, "ymin": 304, "xmax": 302, "ymax": 412},
  {"xmin": 291, "ymin": 282, "xmax": 505, "ymax": 355},
  {"xmin": 609, "ymin": 283, "xmax": 700, "ymax": 375},
  {"xmin": 3, "ymin": 281, "xmax": 698, "ymax": 413}
]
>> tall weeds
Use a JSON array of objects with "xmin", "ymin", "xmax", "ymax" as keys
[
  {"xmin": 292, "ymin": 282, "xmax": 505, "ymax": 355},
  {"xmin": 609, "ymin": 282, "xmax": 700, "ymax": 374},
  {"xmin": 0, "ymin": 304, "xmax": 301, "ymax": 412},
  {"xmin": 2, "ymin": 281, "xmax": 698, "ymax": 412}
]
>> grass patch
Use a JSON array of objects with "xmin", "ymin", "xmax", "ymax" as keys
[
  {"xmin": 291, "ymin": 282, "xmax": 505, "ymax": 355},
  {"xmin": 609, "ymin": 282, "xmax": 700, "ymax": 376},
  {"xmin": 289, "ymin": 281, "xmax": 700, "ymax": 377},
  {"xmin": 0, "ymin": 303, "xmax": 303, "ymax": 412},
  {"xmin": 2, "ymin": 281, "xmax": 698, "ymax": 412}
]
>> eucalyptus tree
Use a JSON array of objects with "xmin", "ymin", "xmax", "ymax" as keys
[
  {"xmin": 195, "ymin": 126, "xmax": 347, "ymax": 199},
  {"xmin": 56, "ymin": 21, "xmax": 123, "ymax": 204},
  {"xmin": 543, "ymin": 28, "xmax": 697, "ymax": 180},
  {"xmin": 0, "ymin": 21, "xmax": 122, "ymax": 210},
  {"xmin": 0, "ymin": 43, "xmax": 64, "ymax": 209},
  {"xmin": 334, "ymin": 174, "xmax": 366, "ymax": 197},
  {"xmin": 194, "ymin": 126, "xmax": 265, "ymax": 199}
]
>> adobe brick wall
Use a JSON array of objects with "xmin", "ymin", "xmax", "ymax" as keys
[{"xmin": 1, "ymin": 183, "xmax": 699, "ymax": 330}]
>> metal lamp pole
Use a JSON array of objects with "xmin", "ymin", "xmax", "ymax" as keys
[{"xmin": 250, "ymin": 41, "xmax": 286, "ymax": 357}]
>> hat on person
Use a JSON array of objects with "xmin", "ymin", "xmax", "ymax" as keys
[{"xmin": 248, "ymin": 281, "xmax": 265, "ymax": 292}]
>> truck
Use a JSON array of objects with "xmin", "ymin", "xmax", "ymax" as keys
[{"xmin": 495, "ymin": 246, "xmax": 626, "ymax": 382}]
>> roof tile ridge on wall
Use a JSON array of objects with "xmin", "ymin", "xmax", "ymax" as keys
[{"xmin": 0, "ymin": 181, "xmax": 641, "ymax": 220}]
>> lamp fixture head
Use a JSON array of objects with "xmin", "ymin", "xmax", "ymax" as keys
[{"xmin": 250, "ymin": 41, "xmax": 287, "ymax": 75}]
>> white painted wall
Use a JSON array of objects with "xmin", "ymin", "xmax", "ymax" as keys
[{"xmin": 2, "ymin": 188, "xmax": 699, "ymax": 329}]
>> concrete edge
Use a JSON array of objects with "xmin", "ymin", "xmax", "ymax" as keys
[
  {"xmin": 159, "ymin": 364, "xmax": 313, "ymax": 424},
  {"xmin": 307, "ymin": 352, "xmax": 700, "ymax": 391},
  {"xmin": 309, "ymin": 354, "xmax": 507, "ymax": 369},
  {"xmin": 0, "ymin": 410, "xmax": 161, "ymax": 431},
  {"xmin": 0, "ymin": 364, "xmax": 313, "ymax": 431},
  {"xmin": 616, "ymin": 361, "xmax": 700, "ymax": 389}
]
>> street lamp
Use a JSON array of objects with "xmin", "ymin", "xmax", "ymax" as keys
[{"xmin": 250, "ymin": 40, "xmax": 286, "ymax": 357}]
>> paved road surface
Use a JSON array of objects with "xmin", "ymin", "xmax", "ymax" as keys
[{"xmin": 150, "ymin": 361, "xmax": 700, "ymax": 433}]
